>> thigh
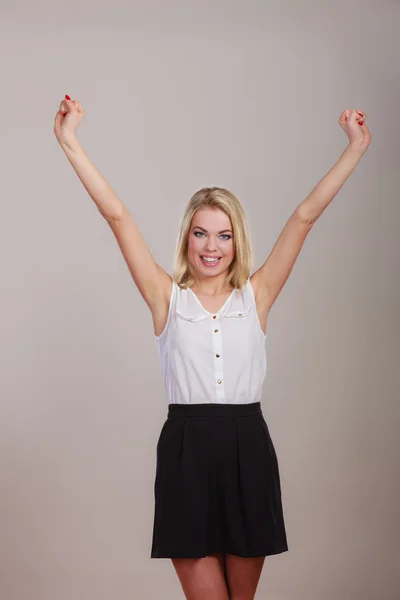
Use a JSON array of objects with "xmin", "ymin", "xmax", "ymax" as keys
[
  {"xmin": 171, "ymin": 553, "xmax": 230, "ymax": 600},
  {"xmin": 224, "ymin": 554, "xmax": 266, "ymax": 600}
]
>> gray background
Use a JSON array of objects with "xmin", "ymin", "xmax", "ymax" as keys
[{"xmin": 1, "ymin": 0, "xmax": 399, "ymax": 598}]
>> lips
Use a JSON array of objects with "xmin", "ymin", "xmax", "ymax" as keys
[{"xmin": 200, "ymin": 255, "xmax": 222, "ymax": 267}]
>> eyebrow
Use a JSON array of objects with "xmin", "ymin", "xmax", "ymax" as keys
[{"xmin": 193, "ymin": 226, "xmax": 233, "ymax": 234}]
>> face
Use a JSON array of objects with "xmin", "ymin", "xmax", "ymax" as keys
[{"xmin": 187, "ymin": 207, "xmax": 235, "ymax": 279}]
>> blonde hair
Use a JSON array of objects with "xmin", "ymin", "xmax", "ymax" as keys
[{"xmin": 173, "ymin": 187, "xmax": 253, "ymax": 291}]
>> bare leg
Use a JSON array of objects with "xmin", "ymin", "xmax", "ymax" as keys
[
  {"xmin": 171, "ymin": 552, "xmax": 230, "ymax": 600},
  {"xmin": 224, "ymin": 554, "xmax": 266, "ymax": 600}
]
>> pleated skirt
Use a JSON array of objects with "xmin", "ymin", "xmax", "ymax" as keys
[{"xmin": 151, "ymin": 401, "xmax": 288, "ymax": 559}]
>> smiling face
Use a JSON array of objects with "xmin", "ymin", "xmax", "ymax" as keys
[{"xmin": 187, "ymin": 207, "xmax": 235, "ymax": 279}]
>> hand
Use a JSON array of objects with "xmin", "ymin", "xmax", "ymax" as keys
[
  {"xmin": 54, "ymin": 95, "xmax": 85, "ymax": 145},
  {"xmin": 338, "ymin": 108, "xmax": 371, "ymax": 154}
]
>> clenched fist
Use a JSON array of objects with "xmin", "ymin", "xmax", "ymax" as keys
[
  {"xmin": 338, "ymin": 108, "xmax": 371, "ymax": 154},
  {"xmin": 54, "ymin": 95, "xmax": 85, "ymax": 145}
]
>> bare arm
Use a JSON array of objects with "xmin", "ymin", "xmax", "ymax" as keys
[
  {"xmin": 252, "ymin": 109, "xmax": 371, "ymax": 312},
  {"xmin": 58, "ymin": 134, "xmax": 124, "ymax": 222},
  {"xmin": 55, "ymin": 102, "xmax": 172, "ymax": 314}
]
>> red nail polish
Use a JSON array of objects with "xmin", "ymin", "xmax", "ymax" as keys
[
  {"xmin": 359, "ymin": 121, "xmax": 364, "ymax": 126},
  {"xmin": 65, "ymin": 95, "xmax": 71, "ymax": 100}
]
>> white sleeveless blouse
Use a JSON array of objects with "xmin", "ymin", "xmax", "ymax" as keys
[{"xmin": 154, "ymin": 278, "xmax": 267, "ymax": 405}]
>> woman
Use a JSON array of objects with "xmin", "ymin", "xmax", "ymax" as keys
[{"xmin": 54, "ymin": 97, "xmax": 370, "ymax": 600}]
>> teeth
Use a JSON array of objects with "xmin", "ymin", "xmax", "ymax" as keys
[{"xmin": 202, "ymin": 256, "xmax": 219, "ymax": 262}]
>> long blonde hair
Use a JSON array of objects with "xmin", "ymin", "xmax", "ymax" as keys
[{"xmin": 173, "ymin": 187, "xmax": 253, "ymax": 291}]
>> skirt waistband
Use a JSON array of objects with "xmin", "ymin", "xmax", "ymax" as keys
[{"xmin": 167, "ymin": 401, "xmax": 262, "ymax": 418}]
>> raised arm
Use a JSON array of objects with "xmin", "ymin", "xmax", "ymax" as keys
[
  {"xmin": 53, "ymin": 96, "xmax": 172, "ymax": 318},
  {"xmin": 251, "ymin": 108, "xmax": 371, "ymax": 312}
]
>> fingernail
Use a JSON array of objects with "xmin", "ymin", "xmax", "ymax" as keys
[
  {"xmin": 65, "ymin": 95, "xmax": 71, "ymax": 100},
  {"xmin": 359, "ymin": 121, "xmax": 364, "ymax": 126}
]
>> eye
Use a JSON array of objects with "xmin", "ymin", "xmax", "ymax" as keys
[{"xmin": 193, "ymin": 231, "xmax": 232, "ymax": 240}]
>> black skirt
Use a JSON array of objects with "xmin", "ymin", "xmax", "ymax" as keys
[{"xmin": 151, "ymin": 401, "xmax": 288, "ymax": 559}]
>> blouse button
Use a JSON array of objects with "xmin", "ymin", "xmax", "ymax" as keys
[
  {"xmin": 217, "ymin": 379, "xmax": 222, "ymax": 384},
  {"xmin": 214, "ymin": 329, "xmax": 219, "ymax": 333},
  {"xmin": 216, "ymin": 354, "xmax": 220, "ymax": 358},
  {"xmin": 212, "ymin": 315, "xmax": 217, "ymax": 319}
]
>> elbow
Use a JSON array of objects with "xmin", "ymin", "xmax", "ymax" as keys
[
  {"xmin": 98, "ymin": 202, "xmax": 125, "ymax": 223},
  {"xmin": 294, "ymin": 207, "xmax": 316, "ymax": 227}
]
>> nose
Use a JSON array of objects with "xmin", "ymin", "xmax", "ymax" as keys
[{"xmin": 205, "ymin": 236, "xmax": 218, "ymax": 252}]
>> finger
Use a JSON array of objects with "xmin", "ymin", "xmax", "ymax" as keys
[
  {"xmin": 349, "ymin": 111, "xmax": 364, "ymax": 127},
  {"xmin": 60, "ymin": 99, "xmax": 72, "ymax": 114},
  {"xmin": 355, "ymin": 110, "xmax": 366, "ymax": 126},
  {"xmin": 349, "ymin": 109, "xmax": 362, "ymax": 122},
  {"xmin": 64, "ymin": 98, "xmax": 78, "ymax": 114},
  {"xmin": 339, "ymin": 109, "xmax": 351, "ymax": 123}
]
